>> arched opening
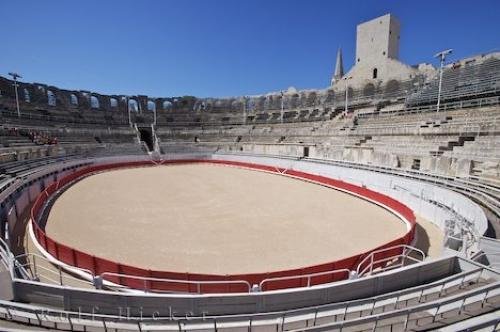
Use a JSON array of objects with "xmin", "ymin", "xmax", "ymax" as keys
[
  {"xmin": 90, "ymin": 96, "xmax": 99, "ymax": 109},
  {"xmin": 193, "ymin": 101, "xmax": 203, "ymax": 111},
  {"xmin": 23, "ymin": 88, "xmax": 30, "ymax": 103},
  {"xmin": 325, "ymin": 89, "xmax": 335, "ymax": 103},
  {"xmin": 110, "ymin": 98, "xmax": 118, "ymax": 108},
  {"xmin": 128, "ymin": 99, "xmax": 139, "ymax": 112},
  {"xmin": 256, "ymin": 97, "xmax": 266, "ymax": 111},
  {"xmin": 385, "ymin": 80, "xmax": 400, "ymax": 95},
  {"xmin": 363, "ymin": 83, "xmax": 376, "ymax": 97},
  {"xmin": 138, "ymin": 128, "xmax": 154, "ymax": 151},
  {"xmin": 204, "ymin": 101, "xmax": 213, "ymax": 111},
  {"xmin": 47, "ymin": 90, "xmax": 56, "ymax": 106},
  {"xmin": 246, "ymin": 98, "xmax": 255, "ymax": 111},
  {"xmin": 307, "ymin": 92, "xmax": 317, "ymax": 107},
  {"xmin": 147, "ymin": 100, "xmax": 156, "ymax": 112},
  {"xmin": 264, "ymin": 95, "xmax": 273, "ymax": 110},
  {"xmin": 70, "ymin": 94, "xmax": 78, "ymax": 106},
  {"xmin": 372, "ymin": 68, "xmax": 378, "ymax": 79},
  {"xmin": 231, "ymin": 99, "xmax": 242, "ymax": 110},
  {"xmin": 347, "ymin": 87, "xmax": 354, "ymax": 98},
  {"xmin": 163, "ymin": 100, "xmax": 173, "ymax": 110},
  {"xmin": 290, "ymin": 94, "xmax": 300, "ymax": 109},
  {"xmin": 214, "ymin": 99, "xmax": 224, "ymax": 109}
]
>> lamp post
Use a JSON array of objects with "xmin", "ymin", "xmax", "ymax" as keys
[
  {"xmin": 8, "ymin": 72, "xmax": 22, "ymax": 118},
  {"xmin": 153, "ymin": 102, "xmax": 157, "ymax": 127},
  {"xmin": 280, "ymin": 90, "xmax": 284, "ymax": 124},
  {"xmin": 344, "ymin": 76, "xmax": 352, "ymax": 116},
  {"xmin": 434, "ymin": 49, "xmax": 452, "ymax": 112},
  {"xmin": 243, "ymin": 96, "xmax": 247, "ymax": 125}
]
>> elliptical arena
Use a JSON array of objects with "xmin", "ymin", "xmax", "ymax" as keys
[{"xmin": 1, "ymin": 14, "xmax": 500, "ymax": 332}]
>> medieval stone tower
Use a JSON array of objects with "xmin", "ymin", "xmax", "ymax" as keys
[{"xmin": 332, "ymin": 13, "xmax": 426, "ymax": 90}]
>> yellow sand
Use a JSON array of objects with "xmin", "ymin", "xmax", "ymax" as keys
[{"xmin": 46, "ymin": 164, "xmax": 407, "ymax": 274}]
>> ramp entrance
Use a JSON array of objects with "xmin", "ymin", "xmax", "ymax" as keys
[
  {"xmin": 138, "ymin": 128, "xmax": 154, "ymax": 152},
  {"xmin": 303, "ymin": 146, "xmax": 310, "ymax": 158}
]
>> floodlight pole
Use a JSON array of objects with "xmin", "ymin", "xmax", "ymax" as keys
[
  {"xmin": 153, "ymin": 104, "xmax": 157, "ymax": 126},
  {"xmin": 8, "ymin": 72, "xmax": 22, "ymax": 118},
  {"xmin": 243, "ymin": 96, "xmax": 247, "ymax": 125},
  {"xmin": 434, "ymin": 49, "xmax": 453, "ymax": 112},
  {"xmin": 280, "ymin": 91, "xmax": 284, "ymax": 124}
]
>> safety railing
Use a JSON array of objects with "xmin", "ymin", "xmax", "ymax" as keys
[
  {"xmin": 258, "ymin": 269, "xmax": 350, "ymax": 291},
  {"xmin": 99, "ymin": 272, "xmax": 252, "ymax": 294},
  {"xmin": 13, "ymin": 253, "xmax": 95, "ymax": 288},
  {"xmin": 290, "ymin": 281, "xmax": 500, "ymax": 332},
  {"xmin": 0, "ymin": 237, "xmax": 14, "ymax": 276},
  {"xmin": 1, "ymin": 268, "xmax": 493, "ymax": 332},
  {"xmin": 356, "ymin": 244, "xmax": 425, "ymax": 277},
  {"xmin": 472, "ymin": 251, "xmax": 500, "ymax": 270}
]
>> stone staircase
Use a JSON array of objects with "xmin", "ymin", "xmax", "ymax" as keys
[
  {"xmin": 430, "ymin": 135, "xmax": 476, "ymax": 156},
  {"xmin": 354, "ymin": 135, "xmax": 373, "ymax": 146}
]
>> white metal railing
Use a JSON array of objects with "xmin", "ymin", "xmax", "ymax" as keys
[
  {"xmin": 258, "ymin": 269, "xmax": 350, "ymax": 291},
  {"xmin": 99, "ymin": 272, "xmax": 252, "ymax": 293},
  {"xmin": 356, "ymin": 245, "xmax": 426, "ymax": 277},
  {"xmin": 290, "ymin": 281, "xmax": 500, "ymax": 332},
  {"xmin": 472, "ymin": 251, "xmax": 500, "ymax": 270},
  {"xmin": 0, "ymin": 237, "xmax": 14, "ymax": 277},
  {"xmin": 13, "ymin": 253, "xmax": 95, "ymax": 287},
  {"xmin": 0, "ymin": 266, "xmax": 492, "ymax": 331}
]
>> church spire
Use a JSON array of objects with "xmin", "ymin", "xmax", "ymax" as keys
[{"xmin": 331, "ymin": 47, "xmax": 344, "ymax": 85}]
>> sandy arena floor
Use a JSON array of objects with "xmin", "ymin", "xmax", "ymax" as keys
[{"xmin": 45, "ymin": 164, "xmax": 408, "ymax": 274}]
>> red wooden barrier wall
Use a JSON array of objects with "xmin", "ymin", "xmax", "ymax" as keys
[{"xmin": 30, "ymin": 159, "xmax": 416, "ymax": 293}]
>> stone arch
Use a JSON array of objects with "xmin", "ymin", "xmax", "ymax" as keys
[
  {"xmin": 298, "ymin": 92, "xmax": 308, "ymax": 107},
  {"xmin": 147, "ymin": 100, "xmax": 156, "ymax": 111},
  {"xmin": 214, "ymin": 99, "xmax": 224, "ymax": 108},
  {"xmin": 264, "ymin": 95, "xmax": 273, "ymax": 110},
  {"xmin": 271, "ymin": 95, "xmax": 281, "ymax": 109},
  {"xmin": 231, "ymin": 99, "xmax": 242, "ymax": 110},
  {"xmin": 306, "ymin": 91, "xmax": 317, "ymax": 107},
  {"xmin": 70, "ymin": 94, "xmax": 78, "ymax": 105},
  {"xmin": 289, "ymin": 93, "xmax": 300, "ymax": 109},
  {"xmin": 255, "ymin": 96, "xmax": 266, "ymax": 111},
  {"xmin": 109, "ymin": 97, "xmax": 118, "ymax": 108},
  {"xmin": 325, "ymin": 89, "xmax": 335, "ymax": 104},
  {"xmin": 204, "ymin": 100, "xmax": 213, "ymax": 111},
  {"xmin": 23, "ymin": 88, "xmax": 30, "ymax": 103},
  {"xmin": 128, "ymin": 99, "xmax": 139, "ymax": 112},
  {"xmin": 385, "ymin": 80, "xmax": 400, "ymax": 95},
  {"xmin": 363, "ymin": 83, "xmax": 376, "ymax": 97},
  {"xmin": 163, "ymin": 100, "xmax": 173, "ymax": 110},
  {"xmin": 222, "ymin": 98, "xmax": 234, "ymax": 110},
  {"xmin": 347, "ymin": 87, "xmax": 354, "ymax": 98},
  {"xmin": 47, "ymin": 90, "xmax": 56, "ymax": 106},
  {"xmin": 192, "ymin": 100, "xmax": 204, "ymax": 111},
  {"xmin": 246, "ymin": 98, "xmax": 256, "ymax": 111},
  {"xmin": 90, "ymin": 95, "xmax": 99, "ymax": 109}
]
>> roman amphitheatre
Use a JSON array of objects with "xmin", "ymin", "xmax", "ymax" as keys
[{"xmin": 0, "ymin": 11, "xmax": 499, "ymax": 332}]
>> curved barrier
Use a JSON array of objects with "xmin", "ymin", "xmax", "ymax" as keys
[{"xmin": 31, "ymin": 159, "xmax": 416, "ymax": 293}]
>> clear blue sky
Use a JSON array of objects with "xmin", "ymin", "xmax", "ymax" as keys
[{"xmin": 0, "ymin": 0, "xmax": 498, "ymax": 98}]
